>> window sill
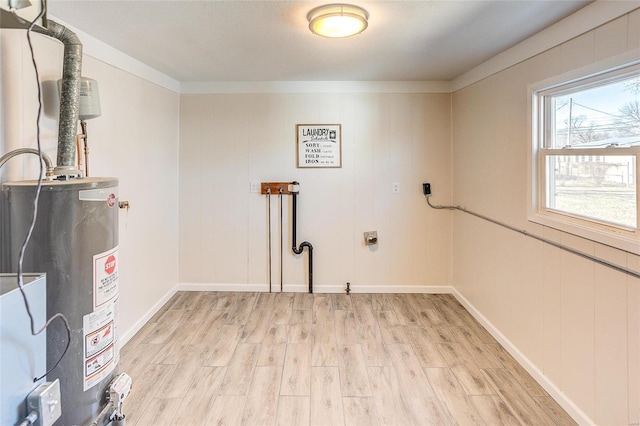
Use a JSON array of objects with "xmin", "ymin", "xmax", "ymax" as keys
[{"xmin": 528, "ymin": 211, "xmax": 639, "ymax": 254}]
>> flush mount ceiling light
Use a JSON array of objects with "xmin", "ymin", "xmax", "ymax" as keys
[
  {"xmin": 307, "ymin": 4, "xmax": 369, "ymax": 38},
  {"xmin": 8, "ymin": 0, "xmax": 32, "ymax": 10}
]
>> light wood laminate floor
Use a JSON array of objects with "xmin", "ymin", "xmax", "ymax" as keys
[{"xmin": 120, "ymin": 292, "xmax": 576, "ymax": 426}]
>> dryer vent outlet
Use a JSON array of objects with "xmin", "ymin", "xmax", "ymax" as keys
[{"xmin": 364, "ymin": 231, "xmax": 378, "ymax": 246}]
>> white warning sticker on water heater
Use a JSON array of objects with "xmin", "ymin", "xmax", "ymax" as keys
[
  {"xmin": 83, "ymin": 301, "xmax": 117, "ymax": 391},
  {"xmin": 79, "ymin": 186, "xmax": 119, "ymax": 204},
  {"xmin": 93, "ymin": 246, "xmax": 119, "ymax": 310}
]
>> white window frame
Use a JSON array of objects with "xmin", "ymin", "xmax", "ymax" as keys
[{"xmin": 528, "ymin": 52, "xmax": 640, "ymax": 253}]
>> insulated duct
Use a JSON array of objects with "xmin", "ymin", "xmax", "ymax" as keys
[{"xmin": 33, "ymin": 20, "xmax": 82, "ymax": 177}]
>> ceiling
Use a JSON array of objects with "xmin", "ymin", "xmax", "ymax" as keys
[{"xmin": 46, "ymin": 0, "xmax": 592, "ymax": 83}]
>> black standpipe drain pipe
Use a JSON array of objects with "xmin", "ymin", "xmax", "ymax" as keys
[{"xmin": 291, "ymin": 181, "xmax": 313, "ymax": 293}]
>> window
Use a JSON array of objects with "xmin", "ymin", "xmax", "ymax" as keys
[{"xmin": 530, "ymin": 62, "xmax": 640, "ymax": 252}]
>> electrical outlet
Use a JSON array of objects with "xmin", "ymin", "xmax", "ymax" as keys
[
  {"xmin": 27, "ymin": 379, "xmax": 62, "ymax": 426},
  {"xmin": 422, "ymin": 182, "xmax": 431, "ymax": 196},
  {"xmin": 392, "ymin": 182, "xmax": 400, "ymax": 194},
  {"xmin": 250, "ymin": 181, "xmax": 260, "ymax": 193}
]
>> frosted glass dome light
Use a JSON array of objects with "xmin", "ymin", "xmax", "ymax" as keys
[{"xmin": 307, "ymin": 4, "xmax": 369, "ymax": 38}]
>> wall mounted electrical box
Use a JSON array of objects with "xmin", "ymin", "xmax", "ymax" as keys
[{"xmin": 27, "ymin": 379, "xmax": 62, "ymax": 426}]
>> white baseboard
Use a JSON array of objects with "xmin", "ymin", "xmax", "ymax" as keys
[
  {"xmin": 119, "ymin": 286, "xmax": 178, "ymax": 347},
  {"xmin": 178, "ymin": 283, "xmax": 316, "ymax": 293},
  {"xmin": 177, "ymin": 282, "xmax": 268, "ymax": 292},
  {"xmin": 176, "ymin": 282, "xmax": 454, "ymax": 294},
  {"xmin": 451, "ymin": 288, "xmax": 594, "ymax": 426},
  {"xmin": 349, "ymin": 285, "xmax": 453, "ymax": 294}
]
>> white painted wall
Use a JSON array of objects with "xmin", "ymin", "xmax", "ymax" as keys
[
  {"xmin": 3, "ymin": 3, "xmax": 639, "ymax": 425},
  {"xmin": 0, "ymin": 29, "xmax": 180, "ymax": 343},
  {"xmin": 178, "ymin": 92, "xmax": 452, "ymax": 292},
  {"xmin": 451, "ymin": 9, "xmax": 640, "ymax": 425}
]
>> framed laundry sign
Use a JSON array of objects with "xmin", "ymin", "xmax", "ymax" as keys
[{"xmin": 296, "ymin": 124, "xmax": 342, "ymax": 168}]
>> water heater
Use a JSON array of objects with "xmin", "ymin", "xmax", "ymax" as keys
[{"xmin": 1, "ymin": 177, "xmax": 119, "ymax": 426}]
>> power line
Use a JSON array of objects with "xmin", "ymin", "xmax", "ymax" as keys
[{"xmin": 571, "ymin": 101, "xmax": 624, "ymax": 118}]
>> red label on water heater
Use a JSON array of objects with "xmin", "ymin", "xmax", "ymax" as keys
[
  {"xmin": 93, "ymin": 247, "xmax": 119, "ymax": 310},
  {"xmin": 105, "ymin": 255, "xmax": 116, "ymax": 275},
  {"xmin": 83, "ymin": 302, "xmax": 117, "ymax": 391},
  {"xmin": 107, "ymin": 194, "xmax": 116, "ymax": 208}
]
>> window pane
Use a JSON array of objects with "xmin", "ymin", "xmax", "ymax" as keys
[
  {"xmin": 548, "ymin": 76, "xmax": 640, "ymax": 149},
  {"xmin": 546, "ymin": 155, "xmax": 636, "ymax": 228}
]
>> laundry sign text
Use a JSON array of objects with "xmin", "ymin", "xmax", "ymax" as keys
[{"xmin": 297, "ymin": 124, "xmax": 342, "ymax": 168}]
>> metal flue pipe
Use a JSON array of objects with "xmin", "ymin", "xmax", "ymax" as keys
[{"xmin": 33, "ymin": 20, "xmax": 82, "ymax": 177}]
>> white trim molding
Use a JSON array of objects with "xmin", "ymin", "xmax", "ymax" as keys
[
  {"xmin": 452, "ymin": 1, "xmax": 640, "ymax": 92},
  {"xmin": 180, "ymin": 80, "xmax": 452, "ymax": 95},
  {"xmin": 177, "ymin": 283, "xmax": 454, "ymax": 294},
  {"xmin": 177, "ymin": 283, "xmax": 268, "ymax": 293},
  {"xmin": 526, "ymin": 50, "xmax": 640, "ymax": 254},
  {"xmin": 119, "ymin": 285, "xmax": 178, "ymax": 347},
  {"xmin": 452, "ymin": 288, "xmax": 593, "ymax": 426},
  {"xmin": 47, "ymin": 15, "xmax": 181, "ymax": 93}
]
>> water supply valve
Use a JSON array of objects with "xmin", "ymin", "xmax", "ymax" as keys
[{"xmin": 261, "ymin": 182, "xmax": 294, "ymax": 195}]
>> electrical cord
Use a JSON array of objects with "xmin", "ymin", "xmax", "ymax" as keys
[
  {"xmin": 15, "ymin": 0, "xmax": 72, "ymax": 383},
  {"xmin": 17, "ymin": 411, "xmax": 38, "ymax": 426}
]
